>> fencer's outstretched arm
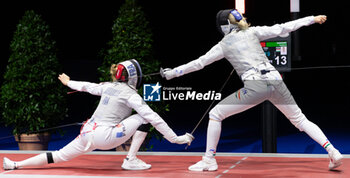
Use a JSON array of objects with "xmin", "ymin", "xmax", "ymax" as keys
[
  {"xmin": 162, "ymin": 43, "xmax": 224, "ymax": 80},
  {"xmin": 127, "ymin": 94, "xmax": 194, "ymax": 145},
  {"xmin": 58, "ymin": 73, "xmax": 105, "ymax": 96},
  {"xmin": 253, "ymin": 15, "xmax": 327, "ymax": 41}
]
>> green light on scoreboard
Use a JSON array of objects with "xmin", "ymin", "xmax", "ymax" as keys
[{"xmin": 265, "ymin": 41, "xmax": 287, "ymax": 47}]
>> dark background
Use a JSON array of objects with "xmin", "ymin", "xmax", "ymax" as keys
[{"xmin": 0, "ymin": 0, "xmax": 349, "ymax": 152}]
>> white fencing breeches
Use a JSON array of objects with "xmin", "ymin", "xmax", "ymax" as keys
[
  {"xmin": 52, "ymin": 114, "xmax": 145, "ymax": 163},
  {"xmin": 209, "ymin": 72, "xmax": 307, "ymax": 131}
]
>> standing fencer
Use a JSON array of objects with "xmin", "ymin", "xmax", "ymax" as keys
[
  {"xmin": 161, "ymin": 10, "xmax": 343, "ymax": 171},
  {"xmin": 3, "ymin": 59, "xmax": 193, "ymax": 170}
]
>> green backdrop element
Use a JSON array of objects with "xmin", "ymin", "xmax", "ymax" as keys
[
  {"xmin": 0, "ymin": 10, "xmax": 67, "ymax": 135},
  {"xmin": 98, "ymin": 0, "xmax": 158, "ymax": 82}
]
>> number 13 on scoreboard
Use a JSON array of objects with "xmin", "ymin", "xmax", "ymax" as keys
[{"xmin": 261, "ymin": 36, "xmax": 292, "ymax": 72}]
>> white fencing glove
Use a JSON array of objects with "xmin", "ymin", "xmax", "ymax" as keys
[
  {"xmin": 174, "ymin": 133, "xmax": 194, "ymax": 146},
  {"xmin": 160, "ymin": 67, "xmax": 177, "ymax": 80}
]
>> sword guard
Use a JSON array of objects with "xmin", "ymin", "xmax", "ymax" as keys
[{"xmin": 160, "ymin": 67, "xmax": 165, "ymax": 78}]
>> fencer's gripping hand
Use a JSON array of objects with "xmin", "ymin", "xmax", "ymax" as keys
[
  {"xmin": 58, "ymin": 73, "xmax": 70, "ymax": 86},
  {"xmin": 160, "ymin": 67, "xmax": 176, "ymax": 80},
  {"xmin": 174, "ymin": 133, "xmax": 194, "ymax": 146},
  {"xmin": 314, "ymin": 15, "xmax": 327, "ymax": 24}
]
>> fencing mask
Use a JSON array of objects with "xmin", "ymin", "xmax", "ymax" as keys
[
  {"xmin": 216, "ymin": 9, "xmax": 243, "ymax": 36},
  {"xmin": 115, "ymin": 59, "xmax": 142, "ymax": 89}
]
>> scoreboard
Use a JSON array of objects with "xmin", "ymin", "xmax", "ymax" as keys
[{"xmin": 260, "ymin": 36, "xmax": 291, "ymax": 72}]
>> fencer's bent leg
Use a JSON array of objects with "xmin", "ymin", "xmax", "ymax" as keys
[
  {"xmin": 127, "ymin": 123, "xmax": 150, "ymax": 159},
  {"xmin": 206, "ymin": 81, "xmax": 270, "ymax": 158},
  {"xmin": 127, "ymin": 130, "xmax": 148, "ymax": 160},
  {"xmin": 92, "ymin": 114, "xmax": 146, "ymax": 150},
  {"xmin": 190, "ymin": 81, "xmax": 270, "ymax": 171},
  {"xmin": 123, "ymin": 124, "xmax": 151, "ymax": 170}
]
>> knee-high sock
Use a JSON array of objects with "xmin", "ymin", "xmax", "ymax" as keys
[
  {"xmin": 205, "ymin": 119, "xmax": 222, "ymax": 159},
  {"xmin": 127, "ymin": 130, "xmax": 147, "ymax": 160},
  {"xmin": 299, "ymin": 119, "xmax": 335, "ymax": 152},
  {"xmin": 16, "ymin": 153, "xmax": 48, "ymax": 168}
]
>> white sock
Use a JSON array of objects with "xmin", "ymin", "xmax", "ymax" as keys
[
  {"xmin": 204, "ymin": 119, "xmax": 222, "ymax": 159},
  {"xmin": 16, "ymin": 153, "xmax": 48, "ymax": 168},
  {"xmin": 299, "ymin": 119, "xmax": 335, "ymax": 153},
  {"xmin": 127, "ymin": 130, "xmax": 147, "ymax": 160},
  {"xmin": 323, "ymin": 140, "xmax": 335, "ymax": 153}
]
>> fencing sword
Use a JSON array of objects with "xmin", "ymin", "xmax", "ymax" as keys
[{"xmin": 143, "ymin": 72, "xmax": 161, "ymax": 77}]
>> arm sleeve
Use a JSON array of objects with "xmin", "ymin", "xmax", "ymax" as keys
[
  {"xmin": 67, "ymin": 80, "xmax": 105, "ymax": 96},
  {"xmin": 126, "ymin": 94, "xmax": 178, "ymax": 143},
  {"xmin": 172, "ymin": 43, "xmax": 224, "ymax": 77},
  {"xmin": 252, "ymin": 16, "xmax": 315, "ymax": 41}
]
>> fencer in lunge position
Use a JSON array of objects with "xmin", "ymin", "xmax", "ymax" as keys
[
  {"xmin": 161, "ymin": 10, "xmax": 343, "ymax": 171},
  {"xmin": 3, "ymin": 59, "xmax": 194, "ymax": 170}
]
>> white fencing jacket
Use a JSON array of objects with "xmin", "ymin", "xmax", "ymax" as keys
[
  {"xmin": 67, "ymin": 81, "xmax": 177, "ymax": 142},
  {"xmin": 172, "ymin": 16, "xmax": 315, "ymax": 79}
]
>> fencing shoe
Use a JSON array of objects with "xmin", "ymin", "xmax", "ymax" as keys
[
  {"xmin": 3, "ymin": 157, "xmax": 17, "ymax": 170},
  {"xmin": 328, "ymin": 149, "xmax": 343, "ymax": 170},
  {"xmin": 121, "ymin": 157, "xmax": 151, "ymax": 170},
  {"xmin": 188, "ymin": 156, "xmax": 218, "ymax": 171}
]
